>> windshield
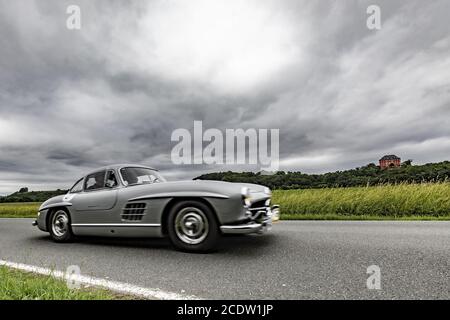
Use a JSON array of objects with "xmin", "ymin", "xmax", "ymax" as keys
[{"xmin": 120, "ymin": 167, "xmax": 166, "ymax": 186}]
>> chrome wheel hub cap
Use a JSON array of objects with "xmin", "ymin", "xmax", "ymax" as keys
[
  {"xmin": 175, "ymin": 207, "xmax": 209, "ymax": 244},
  {"xmin": 52, "ymin": 211, "xmax": 69, "ymax": 237}
]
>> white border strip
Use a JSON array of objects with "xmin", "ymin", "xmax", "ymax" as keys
[{"xmin": 0, "ymin": 260, "xmax": 200, "ymax": 300}]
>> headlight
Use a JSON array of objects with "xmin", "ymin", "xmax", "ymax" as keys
[{"xmin": 241, "ymin": 187, "xmax": 251, "ymax": 207}]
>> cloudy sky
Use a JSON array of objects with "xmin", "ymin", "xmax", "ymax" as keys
[{"xmin": 1, "ymin": 0, "xmax": 449, "ymax": 194}]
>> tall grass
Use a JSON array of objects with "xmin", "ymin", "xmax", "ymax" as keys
[
  {"xmin": 0, "ymin": 266, "xmax": 122, "ymax": 300},
  {"xmin": 272, "ymin": 182, "xmax": 450, "ymax": 219},
  {"xmin": 0, "ymin": 202, "xmax": 40, "ymax": 218}
]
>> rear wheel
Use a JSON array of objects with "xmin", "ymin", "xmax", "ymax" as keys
[
  {"xmin": 167, "ymin": 201, "xmax": 220, "ymax": 252},
  {"xmin": 49, "ymin": 209, "xmax": 74, "ymax": 242}
]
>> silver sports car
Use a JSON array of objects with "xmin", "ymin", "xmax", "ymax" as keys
[{"xmin": 33, "ymin": 164, "xmax": 280, "ymax": 252}]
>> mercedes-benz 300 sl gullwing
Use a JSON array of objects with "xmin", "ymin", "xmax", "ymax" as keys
[{"xmin": 33, "ymin": 164, "xmax": 280, "ymax": 252}]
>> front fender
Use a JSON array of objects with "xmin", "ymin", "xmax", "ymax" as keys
[
  {"xmin": 39, "ymin": 202, "xmax": 73, "ymax": 212},
  {"xmin": 37, "ymin": 202, "xmax": 73, "ymax": 232}
]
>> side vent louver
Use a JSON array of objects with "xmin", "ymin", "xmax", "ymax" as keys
[{"xmin": 122, "ymin": 203, "xmax": 147, "ymax": 221}]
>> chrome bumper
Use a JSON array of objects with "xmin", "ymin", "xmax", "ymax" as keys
[{"xmin": 220, "ymin": 205, "xmax": 280, "ymax": 235}]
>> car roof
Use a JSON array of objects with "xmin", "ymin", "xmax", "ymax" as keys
[{"xmin": 85, "ymin": 164, "xmax": 157, "ymax": 176}]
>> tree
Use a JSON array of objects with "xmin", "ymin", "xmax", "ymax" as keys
[{"xmin": 402, "ymin": 159, "xmax": 413, "ymax": 166}]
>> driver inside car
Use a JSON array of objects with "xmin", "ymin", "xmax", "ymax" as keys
[{"xmin": 87, "ymin": 174, "xmax": 104, "ymax": 190}]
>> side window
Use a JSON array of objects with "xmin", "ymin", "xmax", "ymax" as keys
[
  {"xmin": 105, "ymin": 170, "xmax": 118, "ymax": 188},
  {"xmin": 70, "ymin": 178, "xmax": 84, "ymax": 193},
  {"xmin": 84, "ymin": 171, "xmax": 106, "ymax": 191}
]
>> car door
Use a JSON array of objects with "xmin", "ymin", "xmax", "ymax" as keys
[{"xmin": 70, "ymin": 170, "xmax": 119, "ymax": 221}]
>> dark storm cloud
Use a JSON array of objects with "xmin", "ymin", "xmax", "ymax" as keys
[{"xmin": 0, "ymin": 0, "xmax": 450, "ymax": 193}]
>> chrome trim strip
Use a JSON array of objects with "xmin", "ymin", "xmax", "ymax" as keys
[
  {"xmin": 220, "ymin": 223, "xmax": 263, "ymax": 234},
  {"xmin": 221, "ymin": 223, "xmax": 262, "ymax": 229},
  {"xmin": 71, "ymin": 223, "xmax": 161, "ymax": 227},
  {"xmin": 221, "ymin": 215, "xmax": 274, "ymax": 234},
  {"xmin": 129, "ymin": 191, "xmax": 229, "ymax": 201},
  {"xmin": 249, "ymin": 207, "xmax": 268, "ymax": 211}
]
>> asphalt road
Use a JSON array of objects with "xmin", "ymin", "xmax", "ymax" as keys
[{"xmin": 0, "ymin": 218, "xmax": 448, "ymax": 299}]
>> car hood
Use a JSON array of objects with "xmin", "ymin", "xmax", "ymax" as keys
[
  {"xmin": 120, "ymin": 179, "xmax": 270, "ymax": 201},
  {"xmin": 160, "ymin": 179, "xmax": 267, "ymax": 194},
  {"xmin": 182, "ymin": 180, "xmax": 266, "ymax": 192}
]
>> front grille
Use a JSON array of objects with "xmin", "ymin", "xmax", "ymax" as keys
[
  {"xmin": 122, "ymin": 203, "xmax": 147, "ymax": 221},
  {"xmin": 248, "ymin": 199, "xmax": 270, "ymax": 221},
  {"xmin": 251, "ymin": 199, "xmax": 268, "ymax": 208}
]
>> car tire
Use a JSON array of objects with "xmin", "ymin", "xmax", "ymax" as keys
[
  {"xmin": 167, "ymin": 200, "xmax": 220, "ymax": 252},
  {"xmin": 49, "ymin": 209, "xmax": 74, "ymax": 242}
]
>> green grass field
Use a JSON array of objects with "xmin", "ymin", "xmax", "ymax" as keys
[
  {"xmin": 1, "ymin": 182, "xmax": 449, "ymax": 220},
  {"xmin": 0, "ymin": 202, "xmax": 40, "ymax": 218},
  {"xmin": 273, "ymin": 182, "xmax": 450, "ymax": 220},
  {"xmin": 0, "ymin": 266, "xmax": 123, "ymax": 300}
]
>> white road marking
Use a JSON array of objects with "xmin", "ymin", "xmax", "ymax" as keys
[{"xmin": 0, "ymin": 260, "xmax": 200, "ymax": 300}]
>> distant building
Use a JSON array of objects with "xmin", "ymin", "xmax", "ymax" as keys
[
  {"xmin": 259, "ymin": 170, "xmax": 275, "ymax": 176},
  {"xmin": 379, "ymin": 155, "xmax": 401, "ymax": 169}
]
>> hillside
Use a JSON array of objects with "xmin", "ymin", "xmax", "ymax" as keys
[
  {"xmin": 195, "ymin": 161, "xmax": 450, "ymax": 189},
  {"xmin": 0, "ymin": 190, "xmax": 68, "ymax": 203}
]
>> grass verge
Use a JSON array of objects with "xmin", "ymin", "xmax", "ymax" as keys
[{"xmin": 0, "ymin": 266, "xmax": 127, "ymax": 300}]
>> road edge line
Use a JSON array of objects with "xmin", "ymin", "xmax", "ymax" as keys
[{"xmin": 0, "ymin": 259, "xmax": 201, "ymax": 300}]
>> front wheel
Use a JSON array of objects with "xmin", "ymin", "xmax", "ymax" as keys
[
  {"xmin": 49, "ymin": 209, "xmax": 74, "ymax": 242},
  {"xmin": 167, "ymin": 201, "xmax": 220, "ymax": 252}
]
